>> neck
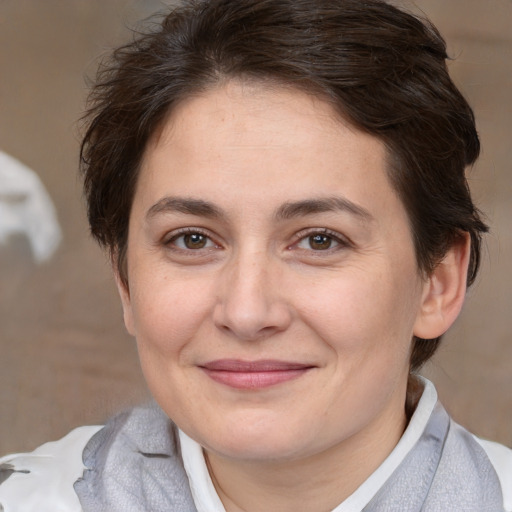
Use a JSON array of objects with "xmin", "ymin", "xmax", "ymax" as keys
[{"xmin": 205, "ymin": 401, "xmax": 408, "ymax": 512}]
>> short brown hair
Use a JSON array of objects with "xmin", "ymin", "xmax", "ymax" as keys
[{"xmin": 80, "ymin": 0, "xmax": 488, "ymax": 371}]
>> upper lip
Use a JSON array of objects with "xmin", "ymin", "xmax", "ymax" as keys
[{"xmin": 200, "ymin": 359, "xmax": 315, "ymax": 372}]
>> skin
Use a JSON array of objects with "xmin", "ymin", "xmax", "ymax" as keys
[{"xmin": 117, "ymin": 82, "xmax": 469, "ymax": 511}]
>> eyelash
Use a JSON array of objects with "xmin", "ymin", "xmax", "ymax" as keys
[
  {"xmin": 290, "ymin": 228, "xmax": 351, "ymax": 253},
  {"xmin": 164, "ymin": 227, "xmax": 221, "ymax": 252},
  {"xmin": 163, "ymin": 227, "xmax": 350, "ymax": 255}
]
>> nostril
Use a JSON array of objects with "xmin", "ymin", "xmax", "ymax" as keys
[{"xmin": 214, "ymin": 304, "xmax": 292, "ymax": 341}]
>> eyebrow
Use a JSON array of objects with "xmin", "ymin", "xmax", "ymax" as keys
[
  {"xmin": 146, "ymin": 195, "xmax": 373, "ymax": 223},
  {"xmin": 146, "ymin": 197, "xmax": 225, "ymax": 220},
  {"xmin": 274, "ymin": 197, "xmax": 373, "ymax": 222}
]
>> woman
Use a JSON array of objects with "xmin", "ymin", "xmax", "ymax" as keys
[{"xmin": 1, "ymin": 0, "xmax": 510, "ymax": 510}]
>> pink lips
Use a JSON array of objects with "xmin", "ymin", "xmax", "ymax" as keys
[{"xmin": 200, "ymin": 359, "xmax": 314, "ymax": 389}]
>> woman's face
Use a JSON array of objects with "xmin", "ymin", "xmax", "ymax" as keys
[{"xmin": 120, "ymin": 82, "xmax": 427, "ymax": 462}]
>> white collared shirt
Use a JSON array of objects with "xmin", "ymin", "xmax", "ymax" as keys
[{"xmin": 179, "ymin": 379, "xmax": 512, "ymax": 512}]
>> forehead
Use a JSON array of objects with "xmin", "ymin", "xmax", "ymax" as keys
[
  {"xmin": 148, "ymin": 82, "xmax": 352, "ymax": 161},
  {"xmin": 136, "ymin": 81, "xmax": 405, "ymax": 227}
]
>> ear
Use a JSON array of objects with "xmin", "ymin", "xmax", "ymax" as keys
[
  {"xmin": 113, "ymin": 266, "xmax": 136, "ymax": 337},
  {"xmin": 413, "ymin": 233, "xmax": 471, "ymax": 340}
]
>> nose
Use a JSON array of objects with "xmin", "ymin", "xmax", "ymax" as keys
[{"xmin": 213, "ymin": 250, "xmax": 292, "ymax": 341}]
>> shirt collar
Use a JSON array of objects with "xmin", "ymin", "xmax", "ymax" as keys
[{"xmin": 178, "ymin": 377, "xmax": 438, "ymax": 512}]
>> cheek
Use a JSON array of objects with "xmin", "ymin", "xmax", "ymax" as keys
[
  {"xmin": 297, "ymin": 266, "xmax": 421, "ymax": 360},
  {"xmin": 127, "ymin": 274, "xmax": 216, "ymax": 409},
  {"xmin": 128, "ymin": 271, "xmax": 214, "ymax": 357}
]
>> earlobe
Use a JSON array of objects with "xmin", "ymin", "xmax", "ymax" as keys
[
  {"xmin": 113, "ymin": 267, "xmax": 136, "ymax": 337},
  {"xmin": 413, "ymin": 234, "xmax": 471, "ymax": 340}
]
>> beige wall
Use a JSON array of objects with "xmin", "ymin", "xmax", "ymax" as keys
[{"xmin": 0, "ymin": 0, "xmax": 510, "ymax": 454}]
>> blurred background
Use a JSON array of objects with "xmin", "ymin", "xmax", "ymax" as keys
[{"xmin": 0, "ymin": 0, "xmax": 510, "ymax": 454}]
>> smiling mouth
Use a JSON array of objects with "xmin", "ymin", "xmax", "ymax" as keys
[{"xmin": 200, "ymin": 359, "xmax": 315, "ymax": 389}]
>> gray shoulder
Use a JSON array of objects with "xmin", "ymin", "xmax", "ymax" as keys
[
  {"xmin": 76, "ymin": 402, "xmax": 197, "ymax": 512},
  {"xmin": 474, "ymin": 436, "xmax": 512, "ymax": 512},
  {"xmin": 0, "ymin": 425, "xmax": 103, "ymax": 512}
]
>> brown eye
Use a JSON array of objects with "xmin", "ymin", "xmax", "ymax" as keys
[
  {"xmin": 169, "ymin": 231, "xmax": 215, "ymax": 250},
  {"xmin": 295, "ymin": 231, "xmax": 344, "ymax": 252},
  {"xmin": 308, "ymin": 234, "xmax": 333, "ymax": 250},
  {"xmin": 183, "ymin": 233, "xmax": 207, "ymax": 249}
]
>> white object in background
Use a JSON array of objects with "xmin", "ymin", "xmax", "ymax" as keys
[{"xmin": 0, "ymin": 151, "xmax": 62, "ymax": 263}]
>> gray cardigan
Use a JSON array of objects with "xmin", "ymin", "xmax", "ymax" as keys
[{"xmin": 73, "ymin": 401, "xmax": 506, "ymax": 511}]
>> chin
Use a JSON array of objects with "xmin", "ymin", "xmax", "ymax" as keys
[{"xmin": 198, "ymin": 414, "xmax": 315, "ymax": 462}]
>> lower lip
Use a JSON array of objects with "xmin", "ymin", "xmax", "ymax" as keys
[{"xmin": 202, "ymin": 368, "xmax": 311, "ymax": 389}]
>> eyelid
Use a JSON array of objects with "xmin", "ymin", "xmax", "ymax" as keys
[
  {"xmin": 163, "ymin": 227, "xmax": 222, "ymax": 250},
  {"xmin": 289, "ymin": 228, "xmax": 352, "ymax": 250}
]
